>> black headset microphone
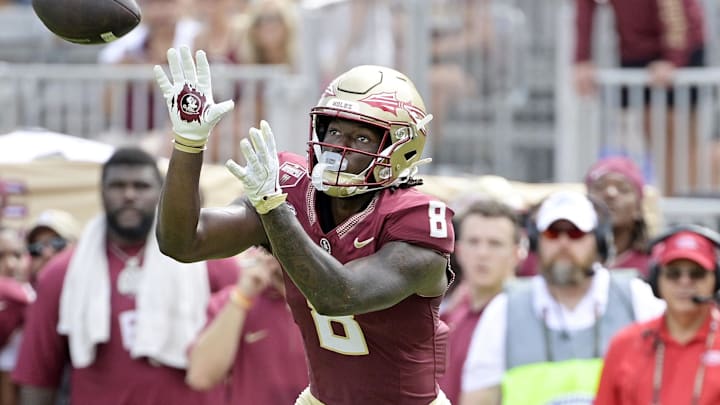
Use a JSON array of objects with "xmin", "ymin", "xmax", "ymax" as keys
[
  {"xmin": 648, "ymin": 224, "xmax": 720, "ymax": 305},
  {"xmin": 585, "ymin": 262, "xmax": 604, "ymax": 277},
  {"xmin": 691, "ymin": 291, "xmax": 720, "ymax": 305},
  {"xmin": 641, "ymin": 294, "xmax": 716, "ymax": 353}
]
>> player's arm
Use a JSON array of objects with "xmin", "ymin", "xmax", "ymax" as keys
[
  {"xmin": 225, "ymin": 121, "xmax": 450, "ymax": 316},
  {"xmin": 154, "ymin": 46, "xmax": 268, "ymax": 261},
  {"xmin": 262, "ymin": 204, "xmax": 449, "ymax": 316},
  {"xmin": 157, "ymin": 152, "xmax": 267, "ymax": 261}
]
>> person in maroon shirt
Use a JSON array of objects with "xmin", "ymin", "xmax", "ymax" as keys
[
  {"xmin": 439, "ymin": 199, "xmax": 524, "ymax": 405},
  {"xmin": 573, "ymin": 0, "xmax": 706, "ymax": 195},
  {"xmin": 574, "ymin": 0, "xmax": 705, "ymax": 96},
  {"xmin": 586, "ymin": 156, "xmax": 651, "ymax": 277},
  {"xmin": 187, "ymin": 246, "xmax": 308, "ymax": 405},
  {"xmin": 155, "ymin": 47, "xmax": 455, "ymax": 404},
  {"xmin": 12, "ymin": 147, "xmax": 239, "ymax": 405}
]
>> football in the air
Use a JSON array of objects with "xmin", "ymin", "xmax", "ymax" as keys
[{"xmin": 32, "ymin": 0, "xmax": 142, "ymax": 45}]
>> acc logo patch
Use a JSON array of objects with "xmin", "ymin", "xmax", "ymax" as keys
[{"xmin": 279, "ymin": 162, "xmax": 305, "ymax": 188}]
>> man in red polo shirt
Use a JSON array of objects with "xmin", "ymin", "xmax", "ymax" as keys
[
  {"xmin": 595, "ymin": 225, "xmax": 720, "ymax": 404},
  {"xmin": 186, "ymin": 247, "xmax": 308, "ymax": 404}
]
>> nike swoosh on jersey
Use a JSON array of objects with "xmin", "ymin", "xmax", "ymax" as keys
[
  {"xmin": 244, "ymin": 329, "xmax": 268, "ymax": 344},
  {"xmin": 353, "ymin": 237, "xmax": 375, "ymax": 249}
]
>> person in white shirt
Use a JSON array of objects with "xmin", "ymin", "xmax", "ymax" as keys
[
  {"xmin": 459, "ymin": 190, "xmax": 665, "ymax": 405},
  {"xmin": 98, "ymin": 0, "xmax": 201, "ymax": 65}
]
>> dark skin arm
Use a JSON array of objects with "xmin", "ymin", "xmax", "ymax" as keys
[
  {"xmin": 19, "ymin": 386, "xmax": 55, "ymax": 405},
  {"xmin": 156, "ymin": 149, "xmax": 268, "ymax": 261},
  {"xmin": 158, "ymin": 152, "xmax": 448, "ymax": 316},
  {"xmin": 260, "ymin": 204, "xmax": 449, "ymax": 316}
]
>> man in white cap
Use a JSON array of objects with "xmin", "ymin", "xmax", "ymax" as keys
[
  {"xmin": 25, "ymin": 209, "xmax": 81, "ymax": 283},
  {"xmin": 459, "ymin": 190, "xmax": 664, "ymax": 405}
]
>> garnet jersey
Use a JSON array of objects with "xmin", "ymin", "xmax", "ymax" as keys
[{"xmin": 277, "ymin": 152, "xmax": 454, "ymax": 404}]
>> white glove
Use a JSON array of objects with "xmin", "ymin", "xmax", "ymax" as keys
[
  {"xmin": 226, "ymin": 120, "xmax": 287, "ymax": 215},
  {"xmin": 154, "ymin": 46, "xmax": 234, "ymax": 153}
]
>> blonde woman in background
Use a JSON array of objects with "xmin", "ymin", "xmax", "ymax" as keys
[
  {"xmin": 191, "ymin": 0, "xmax": 247, "ymax": 64},
  {"xmin": 239, "ymin": 0, "xmax": 299, "ymax": 68}
]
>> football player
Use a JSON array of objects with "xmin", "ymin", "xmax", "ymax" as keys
[{"xmin": 154, "ymin": 46, "xmax": 455, "ymax": 404}]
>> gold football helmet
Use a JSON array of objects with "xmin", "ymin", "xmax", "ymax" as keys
[{"xmin": 308, "ymin": 65, "xmax": 433, "ymax": 198}]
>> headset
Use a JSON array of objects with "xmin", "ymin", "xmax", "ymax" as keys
[
  {"xmin": 526, "ymin": 194, "xmax": 615, "ymax": 264},
  {"xmin": 647, "ymin": 224, "xmax": 720, "ymax": 298}
]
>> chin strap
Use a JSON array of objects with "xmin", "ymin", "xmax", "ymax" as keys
[{"xmin": 393, "ymin": 157, "xmax": 432, "ymax": 186}]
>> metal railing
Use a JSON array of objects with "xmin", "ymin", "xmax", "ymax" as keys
[
  {"xmin": 0, "ymin": 63, "xmax": 312, "ymax": 163},
  {"xmin": 8, "ymin": 0, "xmax": 719, "ymax": 189},
  {"xmin": 0, "ymin": 0, "xmax": 564, "ymax": 179},
  {"xmin": 556, "ymin": 67, "xmax": 720, "ymax": 197}
]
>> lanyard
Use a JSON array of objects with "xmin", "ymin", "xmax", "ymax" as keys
[
  {"xmin": 541, "ymin": 304, "xmax": 601, "ymax": 361},
  {"xmin": 651, "ymin": 308, "xmax": 719, "ymax": 405}
]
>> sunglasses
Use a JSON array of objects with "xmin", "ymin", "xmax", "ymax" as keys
[
  {"xmin": 662, "ymin": 266, "xmax": 710, "ymax": 281},
  {"xmin": 28, "ymin": 237, "xmax": 67, "ymax": 258},
  {"xmin": 542, "ymin": 226, "xmax": 588, "ymax": 240}
]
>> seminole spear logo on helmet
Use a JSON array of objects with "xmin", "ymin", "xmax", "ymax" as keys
[{"xmin": 359, "ymin": 92, "xmax": 427, "ymax": 126}]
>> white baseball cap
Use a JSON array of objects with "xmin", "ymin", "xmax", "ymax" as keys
[
  {"xmin": 26, "ymin": 209, "xmax": 81, "ymax": 243},
  {"xmin": 536, "ymin": 191, "xmax": 598, "ymax": 232}
]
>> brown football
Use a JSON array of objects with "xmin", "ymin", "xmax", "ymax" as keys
[{"xmin": 32, "ymin": 0, "xmax": 142, "ymax": 45}]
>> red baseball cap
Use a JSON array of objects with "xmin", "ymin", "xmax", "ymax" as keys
[
  {"xmin": 652, "ymin": 231, "xmax": 717, "ymax": 271},
  {"xmin": 585, "ymin": 156, "xmax": 644, "ymax": 198}
]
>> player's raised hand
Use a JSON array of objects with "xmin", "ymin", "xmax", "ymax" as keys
[
  {"xmin": 154, "ymin": 46, "xmax": 235, "ymax": 154},
  {"xmin": 226, "ymin": 120, "xmax": 287, "ymax": 214}
]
